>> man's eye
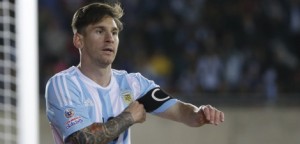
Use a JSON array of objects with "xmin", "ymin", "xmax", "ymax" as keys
[
  {"xmin": 112, "ymin": 32, "xmax": 118, "ymax": 35},
  {"xmin": 96, "ymin": 30, "xmax": 103, "ymax": 34}
]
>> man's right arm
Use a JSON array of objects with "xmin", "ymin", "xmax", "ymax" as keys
[
  {"xmin": 65, "ymin": 111, "xmax": 133, "ymax": 144},
  {"xmin": 65, "ymin": 101, "xmax": 146, "ymax": 144}
]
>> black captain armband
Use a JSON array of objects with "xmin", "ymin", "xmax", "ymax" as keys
[{"xmin": 137, "ymin": 88, "xmax": 172, "ymax": 112}]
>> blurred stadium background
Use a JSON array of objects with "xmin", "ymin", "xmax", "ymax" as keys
[
  {"xmin": 38, "ymin": 0, "xmax": 300, "ymax": 144},
  {"xmin": 1, "ymin": 0, "xmax": 300, "ymax": 143}
]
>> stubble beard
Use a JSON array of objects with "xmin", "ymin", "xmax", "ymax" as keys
[{"xmin": 96, "ymin": 55, "xmax": 116, "ymax": 68}]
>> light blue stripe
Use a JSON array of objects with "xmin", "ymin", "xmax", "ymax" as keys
[
  {"xmin": 75, "ymin": 76, "xmax": 92, "ymax": 100},
  {"xmin": 97, "ymin": 90, "xmax": 114, "ymax": 122},
  {"xmin": 98, "ymin": 90, "xmax": 115, "ymax": 144},
  {"xmin": 75, "ymin": 76, "xmax": 96, "ymax": 121},
  {"xmin": 123, "ymin": 129, "xmax": 129, "ymax": 144},
  {"xmin": 151, "ymin": 99, "xmax": 178, "ymax": 114}
]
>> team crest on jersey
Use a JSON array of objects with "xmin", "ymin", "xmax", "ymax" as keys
[
  {"xmin": 121, "ymin": 91, "xmax": 133, "ymax": 104},
  {"xmin": 64, "ymin": 108, "xmax": 75, "ymax": 118}
]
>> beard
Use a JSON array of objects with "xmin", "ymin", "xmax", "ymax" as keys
[
  {"xmin": 95, "ymin": 54, "xmax": 116, "ymax": 68},
  {"xmin": 81, "ymin": 46, "xmax": 118, "ymax": 68}
]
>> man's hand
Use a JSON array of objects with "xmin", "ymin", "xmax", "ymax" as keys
[
  {"xmin": 196, "ymin": 105, "xmax": 225, "ymax": 126},
  {"xmin": 124, "ymin": 101, "xmax": 146, "ymax": 124}
]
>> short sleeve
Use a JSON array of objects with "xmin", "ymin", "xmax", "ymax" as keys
[
  {"xmin": 131, "ymin": 73, "xmax": 159, "ymax": 97},
  {"xmin": 129, "ymin": 73, "xmax": 177, "ymax": 113},
  {"xmin": 45, "ymin": 75, "xmax": 94, "ymax": 141}
]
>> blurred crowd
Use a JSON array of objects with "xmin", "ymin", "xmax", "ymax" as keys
[{"xmin": 39, "ymin": 0, "xmax": 300, "ymax": 99}]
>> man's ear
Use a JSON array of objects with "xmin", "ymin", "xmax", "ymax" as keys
[{"xmin": 73, "ymin": 33, "xmax": 83, "ymax": 49}]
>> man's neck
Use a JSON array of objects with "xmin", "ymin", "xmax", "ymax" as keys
[{"xmin": 77, "ymin": 63, "xmax": 112, "ymax": 87}]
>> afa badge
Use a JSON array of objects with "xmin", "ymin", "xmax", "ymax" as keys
[{"xmin": 122, "ymin": 91, "xmax": 133, "ymax": 105}]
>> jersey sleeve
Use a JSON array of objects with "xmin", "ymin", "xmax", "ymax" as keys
[
  {"xmin": 45, "ymin": 75, "xmax": 94, "ymax": 141},
  {"xmin": 130, "ymin": 73, "xmax": 177, "ymax": 114}
]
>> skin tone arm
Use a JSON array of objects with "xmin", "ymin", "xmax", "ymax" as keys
[
  {"xmin": 65, "ymin": 101, "xmax": 146, "ymax": 144},
  {"xmin": 65, "ymin": 100, "xmax": 224, "ymax": 143},
  {"xmin": 158, "ymin": 101, "xmax": 225, "ymax": 127}
]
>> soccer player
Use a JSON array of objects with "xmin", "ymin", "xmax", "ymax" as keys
[{"xmin": 45, "ymin": 2, "xmax": 225, "ymax": 144}]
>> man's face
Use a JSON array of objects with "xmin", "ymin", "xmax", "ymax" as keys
[{"xmin": 80, "ymin": 16, "xmax": 119, "ymax": 67}]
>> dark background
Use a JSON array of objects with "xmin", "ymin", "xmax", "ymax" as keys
[{"xmin": 39, "ymin": 0, "xmax": 300, "ymax": 106}]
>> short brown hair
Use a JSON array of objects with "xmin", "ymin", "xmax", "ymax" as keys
[{"xmin": 71, "ymin": 2, "xmax": 124, "ymax": 34}]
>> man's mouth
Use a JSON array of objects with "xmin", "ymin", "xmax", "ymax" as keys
[{"xmin": 103, "ymin": 48, "xmax": 113, "ymax": 53}]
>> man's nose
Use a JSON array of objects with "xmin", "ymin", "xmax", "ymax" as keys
[{"xmin": 105, "ymin": 32, "xmax": 114, "ymax": 43}]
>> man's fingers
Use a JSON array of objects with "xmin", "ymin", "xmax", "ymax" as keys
[
  {"xmin": 201, "ymin": 105, "xmax": 224, "ymax": 125},
  {"xmin": 202, "ymin": 105, "xmax": 214, "ymax": 123},
  {"xmin": 221, "ymin": 111, "xmax": 225, "ymax": 122},
  {"xmin": 208, "ymin": 105, "xmax": 215, "ymax": 124},
  {"xmin": 214, "ymin": 110, "xmax": 220, "ymax": 125},
  {"xmin": 202, "ymin": 105, "xmax": 211, "ymax": 121}
]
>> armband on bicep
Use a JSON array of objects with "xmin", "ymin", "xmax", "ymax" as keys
[{"xmin": 137, "ymin": 88, "xmax": 172, "ymax": 112}]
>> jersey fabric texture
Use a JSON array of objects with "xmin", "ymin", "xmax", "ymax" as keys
[{"xmin": 45, "ymin": 66, "xmax": 177, "ymax": 144}]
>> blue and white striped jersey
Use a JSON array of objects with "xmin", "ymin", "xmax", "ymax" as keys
[{"xmin": 45, "ymin": 66, "xmax": 177, "ymax": 144}]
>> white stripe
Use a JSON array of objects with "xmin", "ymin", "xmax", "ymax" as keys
[
  {"xmin": 52, "ymin": 78, "xmax": 63, "ymax": 107},
  {"xmin": 62, "ymin": 75, "xmax": 72, "ymax": 105},
  {"xmin": 73, "ymin": 71, "xmax": 102, "ymax": 122},
  {"xmin": 127, "ymin": 130, "xmax": 131, "ymax": 144},
  {"xmin": 126, "ymin": 75, "xmax": 140, "ymax": 100},
  {"xmin": 72, "ymin": 76, "xmax": 83, "ymax": 96},
  {"xmin": 57, "ymin": 76, "xmax": 68, "ymax": 106},
  {"xmin": 109, "ymin": 80, "xmax": 123, "ymax": 116},
  {"xmin": 110, "ymin": 76, "xmax": 127, "ymax": 143},
  {"xmin": 116, "ymin": 132, "xmax": 124, "ymax": 143},
  {"xmin": 87, "ymin": 86, "xmax": 102, "ymax": 122}
]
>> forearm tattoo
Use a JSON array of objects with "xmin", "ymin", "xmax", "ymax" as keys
[{"xmin": 65, "ymin": 112, "xmax": 134, "ymax": 144}]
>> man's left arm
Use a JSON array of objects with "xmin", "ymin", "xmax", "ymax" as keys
[{"xmin": 157, "ymin": 101, "xmax": 225, "ymax": 127}]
